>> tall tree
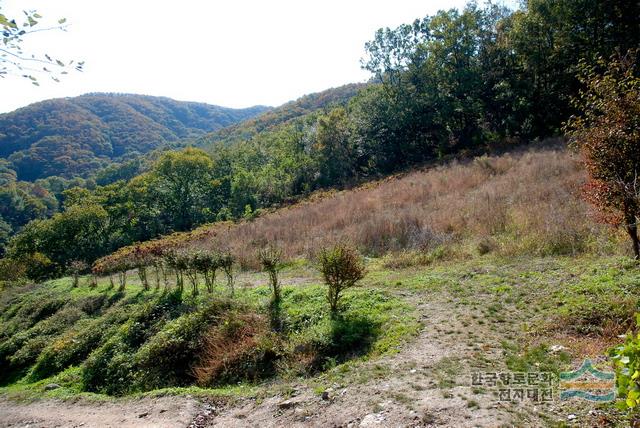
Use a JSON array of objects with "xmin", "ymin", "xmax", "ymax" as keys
[
  {"xmin": 151, "ymin": 148, "xmax": 218, "ymax": 231},
  {"xmin": 565, "ymin": 52, "xmax": 640, "ymax": 258}
]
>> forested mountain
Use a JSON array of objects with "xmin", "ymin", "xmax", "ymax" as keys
[
  {"xmin": 1, "ymin": 0, "xmax": 639, "ymax": 277},
  {"xmin": 198, "ymin": 83, "xmax": 365, "ymax": 149},
  {"xmin": 0, "ymin": 94, "xmax": 268, "ymax": 181}
]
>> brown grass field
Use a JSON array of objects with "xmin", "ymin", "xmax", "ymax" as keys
[{"xmin": 186, "ymin": 142, "xmax": 623, "ymax": 268}]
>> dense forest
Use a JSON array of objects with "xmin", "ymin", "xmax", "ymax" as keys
[
  {"xmin": 0, "ymin": 94, "xmax": 268, "ymax": 253},
  {"xmin": 1, "ymin": 0, "xmax": 639, "ymax": 279}
]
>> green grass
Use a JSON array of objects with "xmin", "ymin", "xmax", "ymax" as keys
[
  {"xmin": 1, "ymin": 253, "xmax": 638, "ymax": 416},
  {"xmin": 0, "ymin": 268, "xmax": 419, "ymax": 399}
]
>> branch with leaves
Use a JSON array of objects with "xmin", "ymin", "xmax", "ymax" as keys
[{"xmin": 0, "ymin": 7, "xmax": 83, "ymax": 85}]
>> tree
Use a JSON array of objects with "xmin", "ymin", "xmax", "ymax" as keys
[
  {"xmin": 8, "ymin": 204, "xmax": 110, "ymax": 270},
  {"xmin": 318, "ymin": 242, "xmax": 366, "ymax": 315},
  {"xmin": 151, "ymin": 148, "xmax": 218, "ymax": 231},
  {"xmin": 0, "ymin": 6, "xmax": 83, "ymax": 84},
  {"xmin": 258, "ymin": 246, "xmax": 284, "ymax": 303},
  {"xmin": 565, "ymin": 51, "xmax": 640, "ymax": 258},
  {"xmin": 314, "ymin": 108, "xmax": 356, "ymax": 187}
]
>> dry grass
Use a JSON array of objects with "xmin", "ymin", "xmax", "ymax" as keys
[
  {"xmin": 193, "ymin": 313, "xmax": 275, "ymax": 386},
  {"xmin": 188, "ymin": 144, "xmax": 622, "ymax": 268}
]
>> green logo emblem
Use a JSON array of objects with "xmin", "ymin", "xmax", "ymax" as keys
[{"xmin": 559, "ymin": 359, "xmax": 615, "ymax": 402}]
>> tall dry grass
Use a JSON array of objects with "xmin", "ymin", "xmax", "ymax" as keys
[{"xmin": 189, "ymin": 144, "xmax": 622, "ymax": 268}]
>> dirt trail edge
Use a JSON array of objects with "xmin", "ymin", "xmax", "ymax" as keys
[{"xmin": 0, "ymin": 395, "xmax": 210, "ymax": 428}]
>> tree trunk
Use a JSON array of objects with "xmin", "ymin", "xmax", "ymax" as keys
[{"xmin": 626, "ymin": 221, "xmax": 640, "ymax": 260}]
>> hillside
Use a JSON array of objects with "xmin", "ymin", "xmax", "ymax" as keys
[
  {"xmin": 0, "ymin": 146, "xmax": 633, "ymax": 426},
  {"xmin": 198, "ymin": 83, "xmax": 365, "ymax": 149},
  {"xmin": 99, "ymin": 144, "xmax": 625, "ymax": 269},
  {"xmin": 0, "ymin": 94, "xmax": 269, "ymax": 181}
]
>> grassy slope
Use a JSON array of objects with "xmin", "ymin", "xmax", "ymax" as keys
[
  {"xmin": 0, "ymin": 144, "xmax": 636, "ymax": 425},
  {"xmin": 142, "ymin": 144, "xmax": 624, "ymax": 270},
  {"xmin": 1, "ymin": 254, "xmax": 636, "ymax": 425},
  {"xmin": 0, "ymin": 261, "xmax": 419, "ymax": 399}
]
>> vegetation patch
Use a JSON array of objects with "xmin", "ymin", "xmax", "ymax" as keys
[{"xmin": 0, "ymin": 273, "xmax": 417, "ymax": 397}]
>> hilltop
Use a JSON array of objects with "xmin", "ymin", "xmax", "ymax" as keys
[{"xmin": 197, "ymin": 83, "xmax": 365, "ymax": 150}]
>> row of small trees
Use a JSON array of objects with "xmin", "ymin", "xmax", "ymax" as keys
[
  {"xmin": 92, "ymin": 245, "xmax": 236, "ymax": 296},
  {"xmin": 90, "ymin": 240, "xmax": 366, "ymax": 317}
]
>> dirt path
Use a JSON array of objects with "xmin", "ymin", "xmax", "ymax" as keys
[
  {"xmin": 205, "ymin": 294, "xmax": 555, "ymax": 427},
  {"xmin": 0, "ymin": 395, "xmax": 207, "ymax": 428}
]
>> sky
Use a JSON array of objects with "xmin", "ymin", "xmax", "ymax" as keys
[{"xmin": 1, "ymin": 0, "xmax": 515, "ymax": 113}]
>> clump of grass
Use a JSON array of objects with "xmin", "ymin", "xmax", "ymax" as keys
[
  {"xmin": 193, "ymin": 313, "xmax": 279, "ymax": 386},
  {"xmin": 503, "ymin": 342, "xmax": 571, "ymax": 374},
  {"xmin": 381, "ymin": 246, "xmax": 452, "ymax": 269}
]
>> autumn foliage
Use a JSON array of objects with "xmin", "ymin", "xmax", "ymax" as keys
[{"xmin": 566, "ymin": 51, "xmax": 640, "ymax": 258}]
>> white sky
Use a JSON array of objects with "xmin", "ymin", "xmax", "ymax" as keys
[{"xmin": 1, "ymin": 0, "xmax": 515, "ymax": 113}]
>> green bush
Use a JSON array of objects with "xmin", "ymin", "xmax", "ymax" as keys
[
  {"xmin": 133, "ymin": 299, "xmax": 235, "ymax": 390},
  {"xmin": 318, "ymin": 242, "xmax": 366, "ymax": 315},
  {"xmin": 29, "ymin": 307, "xmax": 129, "ymax": 381},
  {"xmin": 611, "ymin": 316, "xmax": 640, "ymax": 411}
]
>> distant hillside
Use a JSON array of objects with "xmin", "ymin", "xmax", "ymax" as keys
[
  {"xmin": 198, "ymin": 83, "xmax": 366, "ymax": 149},
  {"xmin": 0, "ymin": 94, "xmax": 269, "ymax": 181},
  {"xmin": 97, "ymin": 145, "xmax": 620, "ymax": 271}
]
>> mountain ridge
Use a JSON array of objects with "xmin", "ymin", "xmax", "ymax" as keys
[{"xmin": 0, "ymin": 93, "xmax": 270, "ymax": 181}]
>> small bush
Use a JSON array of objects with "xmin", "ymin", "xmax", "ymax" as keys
[
  {"xmin": 611, "ymin": 317, "xmax": 640, "ymax": 411},
  {"xmin": 20, "ymin": 252, "xmax": 55, "ymax": 281},
  {"xmin": 68, "ymin": 260, "xmax": 89, "ymax": 288},
  {"xmin": 318, "ymin": 242, "xmax": 366, "ymax": 314},
  {"xmin": 258, "ymin": 246, "xmax": 284, "ymax": 303},
  {"xmin": 477, "ymin": 237, "xmax": 497, "ymax": 255}
]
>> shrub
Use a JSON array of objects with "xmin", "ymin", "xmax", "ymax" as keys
[
  {"xmin": 219, "ymin": 252, "xmax": 235, "ymax": 296},
  {"xmin": 611, "ymin": 316, "xmax": 640, "ymax": 411},
  {"xmin": 20, "ymin": 252, "xmax": 54, "ymax": 281},
  {"xmin": 0, "ymin": 258, "xmax": 27, "ymax": 283},
  {"xmin": 190, "ymin": 250, "xmax": 220, "ymax": 293},
  {"xmin": 68, "ymin": 260, "xmax": 89, "ymax": 288},
  {"xmin": 318, "ymin": 242, "xmax": 366, "ymax": 315}
]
